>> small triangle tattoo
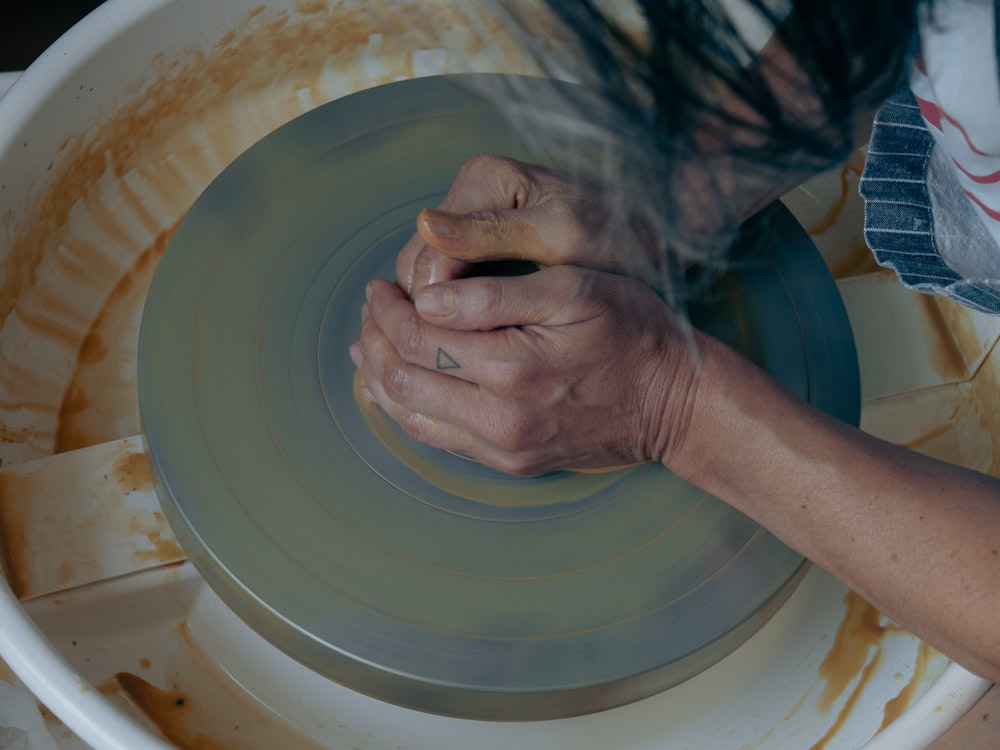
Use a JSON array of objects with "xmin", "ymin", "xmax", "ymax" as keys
[{"xmin": 436, "ymin": 347, "xmax": 460, "ymax": 370}]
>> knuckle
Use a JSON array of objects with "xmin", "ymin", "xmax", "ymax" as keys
[
  {"xmin": 395, "ymin": 265, "xmax": 414, "ymax": 297},
  {"xmin": 490, "ymin": 360, "xmax": 532, "ymax": 400},
  {"xmin": 394, "ymin": 316, "xmax": 424, "ymax": 361},
  {"xmin": 461, "ymin": 154, "xmax": 535, "ymax": 210},
  {"xmin": 463, "ymin": 209, "xmax": 509, "ymax": 249},
  {"xmin": 383, "ymin": 363, "xmax": 412, "ymax": 403},
  {"xmin": 495, "ymin": 158, "xmax": 535, "ymax": 208},
  {"xmin": 463, "ymin": 153, "xmax": 516, "ymax": 180},
  {"xmin": 410, "ymin": 247, "xmax": 437, "ymax": 287},
  {"xmin": 496, "ymin": 453, "xmax": 541, "ymax": 477},
  {"xmin": 552, "ymin": 264, "xmax": 597, "ymax": 301},
  {"xmin": 470, "ymin": 278, "xmax": 505, "ymax": 318},
  {"xmin": 396, "ymin": 410, "xmax": 429, "ymax": 443},
  {"xmin": 395, "ymin": 235, "xmax": 420, "ymax": 288},
  {"xmin": 492, "ymin": 412, "xmax": 534, "ymax": 454}
]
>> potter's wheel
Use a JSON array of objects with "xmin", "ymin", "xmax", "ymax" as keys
[{"xmin": 137, "ymin": 74, "xmax": 859, "ymax": 720}]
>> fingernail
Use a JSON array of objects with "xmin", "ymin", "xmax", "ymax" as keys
[
  {"xmin": 415, "ymin": 284, "xmax": 456, "ymax": 317},
  {"xmin": 361, "ymin": 302, "xmax": 370, "ymax": 324},
  {"xmin": 422, "ymin": 208, "xmax": 460, "ymax": 238},
  {"xmin": 360, "ymin": 386, "xmax": 375, "ymax": 403},
  {"xmin": 365, "ymin": 281, "xmax": 373, "ymax": 301},
  {"xmin": 349, "ymin": 342, "xmax": 363, "ymax": 367}
]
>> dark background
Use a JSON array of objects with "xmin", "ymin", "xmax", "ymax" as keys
[{"xmin": 3, "ymin": 1, "xmax": 106, "ymax": 71}]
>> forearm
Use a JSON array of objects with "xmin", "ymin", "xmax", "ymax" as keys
[{"xmin": 667, "ymin": 334, "xmax": 1000, "ymax": 681}]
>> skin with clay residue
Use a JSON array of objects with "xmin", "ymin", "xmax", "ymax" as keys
[{"xmin": 353, "ymin": 369, "xmax": 645, "ymax": 482}]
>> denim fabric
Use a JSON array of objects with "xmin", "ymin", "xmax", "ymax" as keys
[{"xmin": 859, "ymin": 84, "xmax": 1000, "ymax": 313}]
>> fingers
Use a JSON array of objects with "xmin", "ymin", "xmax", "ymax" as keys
[
  {"xmin": 413, "ymin": 266, "xmax": 600, "ymax": 331},
  {"xmin": 354, "ymin": 277, "xmax": 570, "ymax": 472},
  {"xmin": 353, "ymin": 286, "xmax": 513, "ymax": 463},
  {"xmin": 350, "ymin": 325, "xmax": 556, "ymax": 477},
  {"xmin": 360, "ymin": 278, "xmax": 516, "ymax": 388},
  {"xmin": 351, "ymin": 268, "xmax": 676, "ymax": 476},
  {"xmin": 398, "ymin": 200, "xmax": 560, "ymax": 298},
  {"xmin": 397, "ymin": 154, "xmax": 546, "ymax": 296},
  {"xmin": 350, "ymin": 346, "xmax": 547, "ymax": 476},
  {"xmin": 395, "ymin": 232, "xmax": 471, "ymax": 298},
  {"xmin": 350, "ymin": 332, "xmax": 484, "ymax": 457},
  {"xmin": 414, "ymin": 205, "xmax": 567, "ymax": 268}
]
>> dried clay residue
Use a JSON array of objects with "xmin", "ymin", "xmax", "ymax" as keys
[
  {"xmin": 806, "ymin": 150, "xmax": 866, "ymax": 235},
  {"xmin": 56, "ymin": 225, "xmax": 175, "ymax": 453},
  {"xmin": 130, "ymin": 527, "xmax": 185, "ymax": 569},
  {"xmin": 2, "ymin": 0, "xmax": 566, "ymax": 464},
  {"xmin": 887, "ymin": 383, "xmax": 999, "ymax": 479},
  {"xmin": 974, "ymin": 355, "xmax": 1000, "ymax": 477},
  {"xmin": 0, "ymin": 469, "xmax": 31, "ymax": 598},
  {"xmin": 105, "ymin": 673, "xmax": 222, "ymax": 750},
  {"xmin": 0, "ymin": 437, "xmax": 182, "ymax": 601},
  {"xmin": 97, "ymin": 621, "xmax": 329, "ymax": 749},
  {"xmin": 916, "ymin": 295, "xmax": 972, "ymax": 385},
  {"xmin": 113, "ymin": 448, "xmax": 185, "ymax": 568},
  {"xmin": 808, "ymin": 591, "xmax": 937, "ymax": 750},
  {"xmin": 113, "ymin": 449, "xmax": 153, "ymax": 496},
  {"xmin": 796, "ymin": 149, "xmax": 884, "ymax": 280},
  {"xmin": 825, "ymin": 235, "xmax": 883, "ymax": 280}
]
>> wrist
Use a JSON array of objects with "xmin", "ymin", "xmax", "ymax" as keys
[
  {"xmin": 636, "ymin": 325, "xmax": 713, "ymax": 470},
  {"xmin": 651, "ymin": 333, "xmax": 769, "ymax": 488}
]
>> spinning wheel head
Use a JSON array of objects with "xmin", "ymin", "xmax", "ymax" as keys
[{"xmin": 138, "ymin": 75, "xmax": 859, "ymax": 720}]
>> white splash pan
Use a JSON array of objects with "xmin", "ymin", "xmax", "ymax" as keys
[{"xmin": 0, "ymin": 1, "xmax": 991, "ymax": 747}]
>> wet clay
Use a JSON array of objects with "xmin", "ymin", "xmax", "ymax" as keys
[{"xmin": 352, "ymin": 369, "xmax": 646, "ymax": 489}]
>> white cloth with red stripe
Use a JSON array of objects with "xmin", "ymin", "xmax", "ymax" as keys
[{"xmin": 911, "ymin": 0, "xmax": 1000, "ymax": 280}]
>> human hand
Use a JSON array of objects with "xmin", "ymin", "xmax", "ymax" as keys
[
  {"xmin": 396, "ymin": 154, "xmax": 661, "ymax": 298},
  {"xmin": 350, "ymin": 266, "xmax": 701, "ymax": 476}
]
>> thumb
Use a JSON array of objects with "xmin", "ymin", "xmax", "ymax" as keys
[
  {"xmin": 417, "ymin": 206, "xmax": 568, "ymax": 267},
  {"xmin": 413, "ymin": 267, "xmax": 594, "ymax": 331}
]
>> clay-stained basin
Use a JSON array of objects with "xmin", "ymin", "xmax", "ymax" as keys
[{"xmin": 0, "ymin": 1, "xmax": 991, "ymax": 748}]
